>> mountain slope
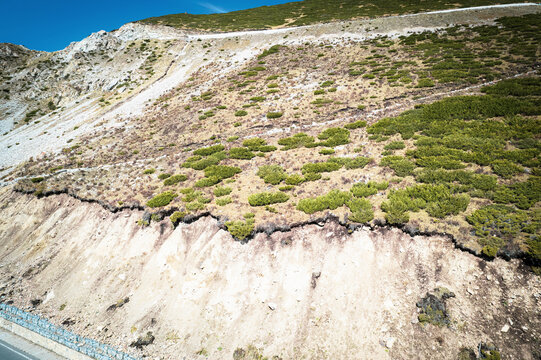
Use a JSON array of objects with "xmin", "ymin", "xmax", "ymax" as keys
[{"xmin": 138, "ymin": 0, "xmax": 525, "ymax": 31}]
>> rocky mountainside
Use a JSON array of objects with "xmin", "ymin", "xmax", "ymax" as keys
[{"xmin": 0, "ymin": 2, "xmax": 540, "ymax": 359}]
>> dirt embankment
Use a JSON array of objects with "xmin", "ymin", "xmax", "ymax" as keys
[{"xmin": 0, "ymin": 189, "xmax": 539, "ymax": 359}]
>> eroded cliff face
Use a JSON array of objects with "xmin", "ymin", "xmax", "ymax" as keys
[{"xmin": 0, "ymin": 189, "xmax": 539, "ymax": 359}]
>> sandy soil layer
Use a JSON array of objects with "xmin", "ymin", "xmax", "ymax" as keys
[{"xmin": 0, "ymin": 189, "xmax": 539, "ymax": 359}]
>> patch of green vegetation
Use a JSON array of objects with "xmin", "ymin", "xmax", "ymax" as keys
[
  {"xmin": 164, "ymin": 174, "xmax": 188, "ymax": 186},
  {"xmin": 214, "ymin": 186, "xmax": 232, "ymax": 197},
  {"xmin": 350, "ymin": 181, "xmax": 388, "ymax": 197},
  {"xmin": 143, "ymin": 168, "xmax": 156, "ymax": 174},
  {"xmin": 158, "ymin": 173, "xmax": 172, "ymax": 180},
  {"xmin": 467, "ymin": 205, "xmax": 540, "ymax": 259},
  {"xmin": 347, "ymin": 198, "xmax": 374, "ymax": 223},
  {"xmin": 278, "ymin": 133, "xmax": 315, "ymax": 150},
  {"xmin": 380, "ymin": 156, "xmax": 416, "ymax": 176},
  {"xmin": 229, "ymin": 147, "xmax": 255, "ymax": 159},
  {"xmin": 301, "ymin": 161, "xmax": 342, "ymax": 175},
  {"xmin": 193, "ymin": 144, "xmax": 225, "ymax": 156},
  {"xmin": 297, "ymin": 189, "xmax": 351, "ymax": 214},
  {"xmin": 235, "ymin": 110, "xmax": 248, "ymax": 117},
  {"xmin": 257, "ymin": 165, "xmax": 287, "ymax": 185},
  {"xmin": 384, "ymin": 141, "xmax": 405, "ymax": 150},
  {"xmin": 317, "ymin": 127, "xmax": 350, "ymax": 147},
  {"xmin": 344, "ymin": 120, "xmax": 367, "ymax": 129},
  {"xmin": 382, "ymin": 184, "xmax": 469, "ymax": 224},
  {"xmin": 147, "ymin": 191, "xmax": 177, "ymax": 208},
  {"xmin": 30, "ymin": 177, "xmax": 45, "ymax": 183},
  {"xmin": 170, "ymin": 211, "xmax": 188, "ymax": 227},
  {"xmin": 266, "ymin": 111, "xmax": 283, "ymax": 119},
  {"xmin": 216, "ymin": 197, "xmax": 232, "ymax": 206},
  {"xmin": 243, "ymin": 138, "xmax": 275, "ymax": 153},
  {"xmin": 319, "ymin": 148, "xmax": 335, "ymax": 155},
  {"xmin": 248, "ymin": 191, "xmax": 289, "ymax": 206}
]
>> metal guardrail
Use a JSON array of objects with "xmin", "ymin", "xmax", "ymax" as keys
[{"xmin": 0, "ymin": 303, "xmax": 138, "ymax": 360}]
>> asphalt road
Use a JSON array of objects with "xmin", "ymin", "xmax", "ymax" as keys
[
  {"xmin": 0, "ymin": 328, "xmax": 64, "ymax": 360},
  {"xmin": 0, "ymin": 337, "xmax": 38, "ymax": 360}
]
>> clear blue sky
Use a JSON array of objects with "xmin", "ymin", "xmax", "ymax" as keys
[{"xmin": 0, "ymin": 0, "xmax": 295, "ymax": 52}]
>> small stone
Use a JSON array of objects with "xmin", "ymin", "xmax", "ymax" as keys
[
  {"xmin": 467, "ymin": 288, "xmax": 474, "ymax": 295},
  {"xmin": 268, "ymin": 302, "xmax": 277, "ymax": 310},
  {"xmin": 501, "ymin": 324, "xmax": 510, "ymax": 332},
  {"xmin": 384, "ymin": 337, "xmax": 396, "ymax": 349}
]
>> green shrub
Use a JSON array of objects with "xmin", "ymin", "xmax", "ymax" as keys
[
  {"xmin": 204, "ymin": 165, "xmax": 242, "ymax": 180},
  {"xmin": 250, "ymin": 96, "xmax": 266, "ymax": 102},
  {"xmin": 384, "ymin": 141, "xmax": 405, "ymax": 150},
  {"xmin": 242, "ymin": 138, "xmax": 276, "ymax": 152},
  {"xmin": 183, "ymin": 155, "xmax": 222, "ymax": 170},
  {"xmin": 186, "ymin": 201, "xmax": 205, "ymax": 211},
  {"xmin": 347, "ymin": 198, "xmax": 374, "ymax": 223},
  {"xmin": 164, "ymin": 174, "xmax": 187, "ymax": 186},
  {"xmin": 257, "ymin": 165, "xmax": 287, "ymax": 185},
  {"xmin": 229, "ymin": 147, "xmax": 255, "ymax": 159},
  {"xmin": 195, "ymin": 176, "xmax": 221, "ymax": 188},
  {"xmin": 321, "ymin": 80, "xmax": 334, "ymax": 87},
  {"xmin": 143, "ymin": 168, "xmax": 156, "ymax": 174},
  {"xmin": 216, "ymin": 197, "xmax": 232, "ymax": 206},
  {"xmin": 267, "ymin": 112, "xmax": 283, "ymax": 119},
  {"xmin": 380, "ymin": 156, "xmax": 416, "ymax": 176},
  {"xmin": 319, "ymin": 148, "xmax": 335, "ymax": 155},
  {"xmin": 170, "ymin": 211, "xmax": 187, "ymax": 227},
  {"xmin": 491, "ymin": 159, "xmax": 523, "ymax": 178},
  {"xmin": 345, "ymin": 156, "xmax": 371, "ymax": 169},
  {"xmin": 214, "ymin": 186, "xmax": 232, "ymax": 197},
  {"xmin": 317, "ymin": 127, "xmax": 350, "ymax": 147},
  {"xmin": 467, "ymin": 205, "xmax": 533, "ymax": 243},
  {"xmin": 158, "ymin": 173, "xmax": 172, "ymax": 180},
  {"xmin": 351, "ymin": 181, "xmax": 388, "ymax": 197},
  {"xmin": 193, "ymin": 144, "xmax": 225, "ymax": 156},
  {"xmin": 30, "ymin": 177, "xmax": 45, "ymax": 183},
  {"xmin": 425, "ymin": 194, "xmax": 470, "ymax": 218},
  {"xmin": 225, "ymin": 220, "xmax": 254, "ymax": 240},
  {"xmin": 248, "ymin": 191, "xmax": 289, "ymax": 206},
  {"xmin": 297, "ymin": 189, "xmax": 351, "ymax": 214},
  {"xmin": 147, "ymin": 191, "xmax": 177, "ymax": 208},
  {"xmin": 382, "ymin": 184, "xmax": 469, "ymax": 222},
  {"xmin": 258, "ymin": 45, "xmax": 281, "ymax": 59},
  {"xmin": 304, "ymin": 172, "xmax": 322, "ymax": 181},
  {"xmin": 416, "ymin": 156, "xmax": 465, "ymax": 169},
  {"xmin": 285, "ymin": 174, "xmax": 305, "ymax": 185},
  {"xmin": 301, "ymin": 161, "xmax": 342, "ymax": 174},
  {"xmin": 481, "ymin": 77, "xmax": 541, "ymax": 97},
  {"xmin": 278, "ymin": 133, "xmax": 315, "ymax": 150},
  {"xmin": 344, "ymin": 120, "xmax": 367, "ymax": 129},
  {"xmin": 235, "ymin": 110, "xmax": 248, "ymax": 117},
  {"xmin": 416, "ymin": 78, "xmax": 435, "ymax": 88}
]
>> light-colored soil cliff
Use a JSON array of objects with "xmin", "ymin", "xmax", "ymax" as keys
[{"xmin": 0, "ymin": 189, "xmax": 539, "ymax": 359}]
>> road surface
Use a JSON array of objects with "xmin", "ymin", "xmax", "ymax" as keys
[{"xmin": 0, "ymin": 327, "xmax": 65, "ymax": 360}]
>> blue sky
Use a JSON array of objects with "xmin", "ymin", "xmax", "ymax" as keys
[{"xmin": 0, "ymin": 0, "xmax": 295, "ymax": 52}]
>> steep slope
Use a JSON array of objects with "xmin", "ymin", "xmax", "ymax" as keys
[
  {"xmin": 0, "ymin": 191, "xmax": 539, "ymax": 359},
  {"xmin": 0, "ymin": 4, "xmax": 540, "ymax": 360}
]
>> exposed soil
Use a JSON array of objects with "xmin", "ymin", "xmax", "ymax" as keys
[{"xmin": 0, "ymin": 189, "xmax": 539, "ymax": 359}]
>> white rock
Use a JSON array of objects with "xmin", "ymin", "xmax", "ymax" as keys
[
  {"xmin": 268, "ymin": 302, "xmax": 277, "ymax": 310},
  {"xmin": 501, "ymin": 324, "xmax": 510, "ymax": 332}
]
